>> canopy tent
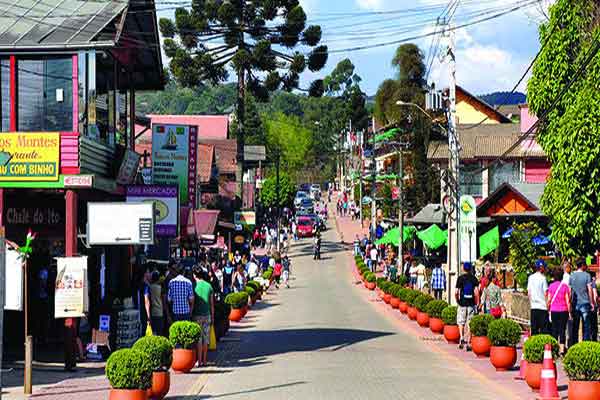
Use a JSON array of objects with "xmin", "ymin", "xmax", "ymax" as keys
[
  {"xmin": 479, "ymin": 226, "xmax": 500, "ymax": 258},
  {"xmin": 363, "ymin": 174, "xmax": 399, "ymax": 182},
  {"xmin": 374, "ymin": 128, "xmax": 400, "ymax": 143},
  {"xmin": 375, "ymin": 226, "xmax": 417, "ymax": 246},
  {"xmin": 416, "ymin": 224, "xmax": 447, "ymax": 250}
]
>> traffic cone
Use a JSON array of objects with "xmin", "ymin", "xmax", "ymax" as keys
[
  {"xmin": 537, "ymin": 343, "xmax": 559, "ymax": 400},
  {"xmin": 515, "ymin": 331, "xmax": 530, "ymax": 380}
]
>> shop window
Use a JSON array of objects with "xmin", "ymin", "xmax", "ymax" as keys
[
  {"xmin": 490, "ymin": 160, "xmax": 520, "ymax": 192},
  {"xmin": 0, "ymin": 58, "xmax": 8, "ymax": 131},
  {"xmin": 460, "ymin": 162, "xmax": 482, "ymax": 197}
]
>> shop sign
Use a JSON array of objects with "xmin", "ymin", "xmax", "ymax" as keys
[
  {"xmin": 126, "ymin": 185, "xmax": 178, "ymax": 237},
  {"xmin": 141, "ymin": 168, "xmax": 152, "ymax": 185},
  {"xmin": 5, "ymin": 206, "xmax": 62, "ymax": 226},
  {"xmin": 116, "ymin": 150, "xmax": 141, "ymax": 185},
  {"xmin": 64, "ymin": 175, "xmax": 93, "ymax": 188},
  {"xmin": 234, "ymin": 234, "xmax": 245, "ymax": 244},
  {"xmin": 234, "ymin": 211, "xmax": 256, "ymax": 227},
  {"xmin": 459, "ymin": 195, "xmax": 477, "ymax": 263},
  {"xmin": 151, "ymin": 124, "xmax": 198, "ymax": 208},
  {"xmin": 0, "ymin": 133, "xmax": 60, "ymax": 181},
  {"xmin": 87, "ymin": 202, "xmax": 154, "ymax": 245},
  {"xmin": 55, "ymin": 256, "xmax": 88, "ymax": 318}
]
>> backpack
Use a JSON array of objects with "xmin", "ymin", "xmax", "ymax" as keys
[{"xmin": 461, "ymin": 276, "xmax": 475, "ymax": 301}]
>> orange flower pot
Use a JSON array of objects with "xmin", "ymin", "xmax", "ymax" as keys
[
  {"xmin": 489, "ymin": 346, "xmax": 517, "ymax": 371},
  {"xmin": 383, "ymin": 294, "xmax": 392, "ymax": 304},
  {"xmin": 443, "ymin": 325, "xmax": 460, "ymax": 343},
  {"xmin": 109, "ymin": 389, "xmax": 148, "ymax": 400},
  {"xmin": 390, "ymin": 297, "xmax": 400, "ymax": 309},
  {"xmin": 148, "ymin": 371, "xmax": 170, "ymax": 400},
  {"xmin": 525, "ymin": 362, "xmax": 543, "ymax": 391},
  {"xmin": 367, "ymin": 282, "xmax": 376, "ymax": 290},
  {"xmin": 429, "ymin": 317, "xmax": 444, "ymax": 333},
  {"xmin": 229, "ymin": 308, "xmax": 243, "ymax": 322},
  {"xmin": 416, "ymin": 312, "xmax": 430, "ymax": 327},
  {"xmin": 171, "ymin": 349, "xmax": 196, "ymax": 373},
  {"xmin": 378, "ymin": 290, "xmax": 385, "ymax": 299},
  {"xmin": 399, "ymin": 302, "xmax": 408, "ymax": 314},
  {"xmin": 407, "ymin": 307, "xmax": 418, "ymax": 320},
  {"xmin": 471, "ymin": 336, "xmax": 491, "ymax": 357},
  {"xmin": 568, "ymin": 381, "xmax": 600, "ymax": 400}
]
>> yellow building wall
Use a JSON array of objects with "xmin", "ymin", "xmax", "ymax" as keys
[{"xmin": 456, "ymin": 100, "xmax": 501, "ymax": 125}]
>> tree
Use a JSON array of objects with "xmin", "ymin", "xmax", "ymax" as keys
[
  {"xmin": 229, "ymin": 95, "xmax": 265, "ymax": 145},
  {"xmin": 260, "ymin": 172, "xmax": 295, "ymax": 208},
  {"xmin": 527, "ymin": 0, "xmax": 600, "ymax": 256},
  {"xmin": 324, "ymin": 58, "xmax": 361, "ymax": 97},
  {"xmin": 508, "ymin": 222, "xmax": 543, "ymax": 289},
  {"xmin": 263, "ymin": 113, "xmax": 312, "ymax": 180},
  {"xmin": 159, "ymin": 1, "xmax": 329, "ymax": 196}
]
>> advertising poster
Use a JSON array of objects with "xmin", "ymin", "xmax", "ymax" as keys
[
  {"xmin": 459, "ymin": 195, "xmax": 477, "ymax": 263},
  {"xmin": 234, "ymin": 211, "xmax": 256, "ymax": 227},
  {"xmin": 151, "ymin": 124, "xmax": 198, "ymax": 208},
  {"xmin": 55, "ymin": 257, "xmax": 88, "ymax": 318},
  {"xmin": 126, "ymin": 185, "xmax": 178, "ymax": 237},
  {"xmin": 0, "ymin": 133, "xmax": 60, "ymax": 181},
  {"xmin": 4, "ymin": 246, "xmax": 23, "ymax": 311}
]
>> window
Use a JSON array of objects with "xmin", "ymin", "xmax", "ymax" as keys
[
  {"xmin": 17, "ymin": 58, "xmax": 72, "ymax": 131},
  {"xmin": 490, "ymin": 161, "xmax": 520, "ymax": 192},
  {"xmin": 460, "ymin": 162, "xmax": 482, "ymax": 197}
]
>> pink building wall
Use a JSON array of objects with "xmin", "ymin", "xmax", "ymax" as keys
[{"xmin": 520, "ymin": 104, "xmax": 538, "ymax": 133}]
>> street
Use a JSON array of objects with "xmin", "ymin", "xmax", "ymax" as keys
[{"xmin": 197, "ymin": 223, "xmax": 504, "ymax": 399}]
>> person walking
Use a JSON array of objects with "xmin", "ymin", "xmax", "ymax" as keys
[
  {"xmin": 369, "ymin": 245, "xmax": 378, "ymax": 273},
  {"xmin": 455, "ymin": 262, "xmax": 479, "ymax": 351},
  {"xmin": 273, "ymin": 259, "xmax": 283, "ymax": 289},
  {"xmin": 416, "ymin": 260, "xmax": 427, "ymax": 291},
  {"xmin": 481, "ymin": 276, "xmax": 503, "ymax": 318},
  {"xmin": 430, "ymin": 264, "xmax": 446, "ymax": 300},
  {"xmin": 547, "ymin": 268, "xmax": 571, "ymax": 355},
  {"xmin": 232, "ymin": 264, "xmax": 246, "ymax": 293},
  {"xmin": 192, "ymin": 267, "xmax": 214, "ymax": 368},
  {"xmin": 569, "ymin": 257, "xmax": 595, "ymax": 345},
  {"xmin": 528, "ymin": 259, "xmax": 549, "ymax": 335},
  {"xmin": 149, "ymin": 271, "xmax": 166, "ymax": 335},
  {"xmin": 282, "ymin": 255, "xmax": 291, "ymax": 288},
  {"xmin": 167, "ymin": 265, "xmax": 194, "ymax": 321}
]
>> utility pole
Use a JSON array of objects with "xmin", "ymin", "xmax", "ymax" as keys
[
  {"xmin": 275, "ymin": 150, "xmax": 281, "ymax": 253},
  {"xmin": 397, "ymin": 145, "xmax": 404, "ymax": 268},
  {"xmin": 370, "ymin": 117, "xmax": 377, "ymax": 240},
  {"xmin": 359, "ymin": 129, "xmax": 364, "ymax": 227}
]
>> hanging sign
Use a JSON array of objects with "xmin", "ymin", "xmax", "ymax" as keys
[
  {"xmin": 0, "ymin": 133, "xmax": 60, "ymax": 181},
  {"xmin": 54, "ymin": 256, "xmax": 88, "ymax": 318},
  {"xmin": 116, "ymin": 150, "xmax": 141, "ymax": 185},
  {"xmin": 126, "ymin": 185, "xmax": 178, "ymax": 237},
  {"xmin": 459, "ymin": 195, "xmax": 477, "ymax": 263},
  {"xmin": 4, "ymin": 245, "xmax": 22, "ymax": 311}
]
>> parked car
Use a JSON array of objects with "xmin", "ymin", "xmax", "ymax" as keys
[
  {"xmin": 296, "ymin": 216, "xmax": 314, "ymax": 237},
  {"xmin": 298, "ymin": 198, "xmax": 314, "ymax": 213},
  {"xmin": 294, "ymin": 191, "xmax": 308, "ymax": 207}
]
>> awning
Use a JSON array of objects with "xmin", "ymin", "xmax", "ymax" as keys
[
  {"xmin": 185, "ymin": 209, "xmax": 220, "ymax": 237},
  {"xmin": 479, "ymin": 226, "xmax": 500, "ymax": 257},
  {"xmin": 416, "ymin": 224, "xmax": 447, "ymax": 250},
  {"xmin": 375, "ymin": 128, "xmax": 400, "ymax": 143},
  {"xmin": 376, "ymin": 226, "xmax": 417, "ymax": 246}
]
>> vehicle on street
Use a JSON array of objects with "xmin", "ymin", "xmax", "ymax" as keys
[
  {"xmin": 297, "ymin": 198, "xmax": 314, "ymax": 213},
  {"xmin": 294, "ymin": 191, "xmax": 308, "ymax": 207},
  {"xmin": 296, "ymin": 216, "xmax": 314, "ymax": 237}
]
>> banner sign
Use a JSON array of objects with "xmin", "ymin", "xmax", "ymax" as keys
[
  {"xmin": 116, "ymin": 150, "xmax": 141, "ymax": 185},
  {"xmin": 55, "ymin": 256, "xmax": 88, "ymax": 318},
  {"xmin": 234, "ymin": 211, "xmax": 256, "ymax": 227},
  {"xmin": 126, "ymin": 185, "xmax": 179, "ymax": 237},
  {"xmin": 151, "ymin": 124, "xmax": 198, "ymax": 208},
  {"xmin": 459, "ymin": 195, "xmax": 477, "ymax": 263},
  {"xmin": 4, "ymin": 246, "xmax": 23, "ymax": 311},
  {"xmin": 0, "ymin": 133, "xmax": 60, "ymax": 181}
]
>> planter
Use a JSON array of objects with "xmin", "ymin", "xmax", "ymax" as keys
[
  {"xmin": 390, "ymin": 297, "xmax": 401, "ymax": 309},
  {"xmin": 416, "ymin": 312, "xmax": 430, "ymax": 327},
  {"xmin": 109, "ymin": 390, "xmax": 148, "ymax": 400},
  {"xmin": 378, "ymin": 290, "xmax": 385, "ymax": 300},
  {"xmin": 568, "ymin": 381, "xmax": 600, "ymax": 400},
  {"xmin": 148, "ymin": 371, "xmax": 170, "ymax": 400},
  {"xmin": 366, "ymin": 282, "xmax": 376, "ymax": 290},
  {"xmin": 471, "ymin": 336, "xmax": 491, "ymax": 357},
  {"xmin": 363, "ymin": 281, "xmax": 368, "ymax": 288},
  {"xmin": 489, "ymin": 346, "xmax": 517, "ymax": 371},
  {"xmin": 171, "ymin": 349, "xmax": 196, "ymax": 373},
  {"xmin": 443, "ymin": 325, "xmax": 460, "ymax": 343},
  {"xmin": 229, "ymin": 308, "xmax": 243, "ymax": 322},
  {"xmin": 399, "ymin": 302, "xmax": 408, "ymax": 314},
  {"xmin": 383, "ymin": 294, "xmax": 392, "ymax": 304},
  {"xmin": 429, "ymin": 317, "xmax": 444, "ymax": 334},
  {"xmin": 407, "ymin": 307, "xmax": 418, "ymax": 320},
  {"xmin": 242, "ymin": 306, "xmax": 248, "ymax": 317},
  {"xmin": 525, "ymin": 362, "xmax": 543, "ymax": 391}
]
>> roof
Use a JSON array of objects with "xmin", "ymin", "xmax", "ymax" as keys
[
  {"xmin": 510, "ymin": 182, "xmax": 545, "ymax": 209},
  {"xmin": 457, "ymin": 86, "xmax": 512, "ymax": 124},
  {"xmin": 497, "ymin": 105, "xmax": 521, "ymax": 119},
  {"xmin": 406, "ymin": 203, "xmax": 445, "ymax": 225},
  {"xmin": 197, "ymin": 144, "xmax": 215, "ymax": 184},
  {"xmin": 147, "ymin": 115, "xmax": 229, "ymax": 140},
  {"xmin": 476, "ymin": 182, "xmax": 545, "ymax": 216},
  {"xmin": 201, "ymin": 139, "xmax": 237, "ymax": 175}
]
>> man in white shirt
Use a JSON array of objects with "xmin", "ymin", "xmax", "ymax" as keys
[
  {"xmin": 527, "ymin": 259, "xmax": 549, "ymax": 334},
  {"xmin": 369, "ymin": 246, "xmax": 378, "ymax": 273}
]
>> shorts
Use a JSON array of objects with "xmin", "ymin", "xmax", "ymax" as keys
[
  {"xmin": 282, "ymin": 270, "xmax": 289, "ymax": 282},
  {"xmin": 457, "ymin": 306, "xmax": 476, "ymax": 326},
  {"xmin": 192, "ymin": 315, "xmax": 211, "ymax": 346}
]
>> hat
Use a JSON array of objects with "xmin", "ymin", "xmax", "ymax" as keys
[
  {"xmin": 463, "ymin": 262, "xmax": 472, "ymax": 271},
  {"xmin": 535, "ymin": 259, "xmax": 547, "ymax": 270}
]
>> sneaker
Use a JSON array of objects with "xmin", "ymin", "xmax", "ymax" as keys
[
  {"xmin": 466, "ymin": 345, "xmax": 472, "ymax": 352},
  {"xmin": 458, "ymin": 341, "xmax": 464, "ymax": 350}
]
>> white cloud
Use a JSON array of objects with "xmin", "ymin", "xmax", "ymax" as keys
[{"xmin": 355, "ymin": 0, "xmax": 391, "ymax": 11}]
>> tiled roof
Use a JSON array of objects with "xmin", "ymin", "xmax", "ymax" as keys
[
  {"xmin": 200, "ymin": 139, "xmax": 237, "ymax": 175},
  {"xmin": 197, "ymin": 144, "xmax": 215, "ymax": 184}
]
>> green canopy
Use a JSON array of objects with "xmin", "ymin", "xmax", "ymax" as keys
[
  {"xmin": 416, "ymin": 224, "xmax": 447, "ymax": 250},
  {"xmin": 374, "ymin": 128, "xmax": 400, "ymax": 143},
  {"xmin": 375, "ymin": 226, "xmax": 416, "ymax": 246},
  {"xmin": 479, "ymin": 226, "xmax": 500, "ymax": 258}
]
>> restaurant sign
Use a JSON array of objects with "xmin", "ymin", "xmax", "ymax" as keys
[{"xmin": 0, "ymin": 133, "xmax": 60, "ymax": 181}]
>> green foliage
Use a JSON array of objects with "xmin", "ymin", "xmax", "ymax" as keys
[
  {"xmin": 414, "ymin": 294, "xmax": 434, "ymax": 312},
  {"xmin": 469, "ymin": 314, "xmax": 496, "ymax": 337},
  {"xmin": 105, "ymin": 349, "xmax": 153, "ymax": 390},
  {"xmin": 229, "ymin": 95, "xmax": 265, "ymax": 145},
  {"xmin": 397, "ymin": 275, "xmax": 409, "ymax": 287},
  {"xmin": 244, "ymin": 286, "xmax": 256, "ymax": 297},
  {"xmin": 425, "ymin": 300, "xmax": 448, "ymax": 318},
  {"xmin": 246, "ymin": 281, "xmax": 261, "ymax": 293},
  {"xmin": 132, "ymin": 336, "xmax": 173, "ymax": 371},
  {"xmin": 398, "ymin": 287, "xmax": 411, "ymax": 302},
  {"xmin": 527, "ymin": 0, "xmax": 600, "ymax": 257},
  {"xmin": 487, "ymin": 319, "xmax": 522, "ymax": 347},
  {"xmin": 259, "ymin": 171, "xmax": 296, "ymax": 208},
  {"xmin": 365, "ymin": 273, "xmax": 376, "ymax": 283},
  {"xmin": 169, "ymin": 321, "xmax": 202, "ymax": 349},
  {"xmin": 392, "ymin": 44, "xmax": 426, "ymax": 84},
  {"xmin": 441, "ymin": 306, "xmax": 457, "ymax": 326},
  {"xmin": 262, "ymin": 270, "xmax": 273, "ymax": 280},
  {"xmin": 224, "ymin": 292, "xmax": 249, "ymax": 309},
  {"xmin": 508, "ymin": 222, "xmax": 543, "ymax": 288},
  {"xmin": 405, "ymin": 289, "xmax": 420, "ymax": 306},
  {"xmin": 523, "ymin": 334, "xmax": 559, "ymax": 363},
  {"xmin": 563, "ymin": 342, "xmax": 600, "ymax": 381}
]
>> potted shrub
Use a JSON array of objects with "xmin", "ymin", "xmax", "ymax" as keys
[
  {"xmin": 383, "ymin": 282, "xmax": 393, "ymax": 304},
  {"xmin": 225, "ymin": 292, "xmax": 249, "ymax": 321},
  {"xmin": 106, "ymin": 348, "xmax": 153, "ymax": 400},
  {"xmin": 425, "ymin": 300, "xmax": 448, "ymax": 333},
  {"xmin": 398, "ymin": 288, "xmax": 410, "ymax": 313},
  {"xmin": 378, "ymin": 281, "xmax": 389, "ymax": 300},
  {"xmin": 405, "ymin": 290, "xmax": 420, "ymax": 320},
  {"xmin": 365, "ymin": 273, "xmax": 376, "ymax": 290},
  {"xmin": 247, "ymin": 280, "xmax": 261, "ymax": 300},
  {"xmin": 523, "ymin": 334, "xmax": 559, "ymax": 391},
  {"xmin": 563, "ymin": 341, "xmax": 600, "ymax": 400},
  {"xmin": 390, "ymin": 285, "xmax": 401, "ymax": 309},
  {"xmin": 414, "ymin": 294, "xmax": 434, "ymax": 327},
  {"xmin": 469, "ymin": 314, "xmax": 495, "ymax": 357},
  {"xmin": 169, "ymin": 321, "xmax": 201, "ymax": 373},
  {"xmin": 245, "ymin": 286, "xmax": 256, "ymax": 306},
  {"xmin": 487, "ymin": 318, "xmax": 521, "ymax": 371},
  {"xmin": 442, "ymin": 306, "xmax": 460, "ymax": 343},
  {"xmin": 132, "ymin": 336, "xmax": 173, "ymax": 400}
]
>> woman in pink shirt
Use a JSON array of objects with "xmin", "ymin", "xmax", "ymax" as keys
[{"xmin": 546, "ymin": 268, "xmax": 571, "ymax": 355}]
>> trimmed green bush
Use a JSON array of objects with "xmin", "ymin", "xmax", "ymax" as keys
[
  {"xmin": 441, "ymin": 306, "xmax": 457, "ymax": 325},
  {"xmin": 392, "ymin": 285, "xmax": 404, "ymax": 298},
  {"xmin": 225, "ymin": 291, "xmax": 249, "ymax": 309},
  {"xmin": 397, "ymin": 275, "xmax": 409, "ymax": 287},
  {"xmin": 425, "ymin": 300, "xmax": 448, "ymax": 318},
  {"xmin": 169, "ymin": 321, "xmax": 201, "ymax": 349},
  {"xmin": 398, "ymin": 287, "xmax": 410, "ymax": 302},
  {"xmin": 262, "ymin": 270, "xmax": 273, "ymax": 280},
  {"xmin": 405, "ymin": 289, "xmax": 420, "ymax": 306},
  {"xmin": 523, "ymin": 334, "xmax": 559, "ymax": 363},
  {"xmin": 105, "ymin": 349, "xmax": 153, "ymax": 390},
  {"xmin": 469, "ymin": 314, "xmax": 495, "ymax": 337},
  {"xmin": 487, "ymin": 319, "xmax": 521, "ymax": 347},
  {"xmin": 244, "ymin": 286, "xmax": 256, "ymax": 297},
  {"xmin": 414, "ymin": 294, "xmax": 434, "ymax": 312},
  {"xmin": 376, "ymin": 277, "xmax": 386, "ymax": 287},
  {"xmin": 132, "ymin": 336, "xmax": 173, "ymax": 371},
  {"xmin": 563, "ymin": 341, "xmax": 600, "ymax": 381},
  {"xmin": 246, "ymin": 280, "xmax": 261, "ymax": 293},
  {"xmin": 365, "ymin": 273, "xmax": 376, "ymax": 283}
]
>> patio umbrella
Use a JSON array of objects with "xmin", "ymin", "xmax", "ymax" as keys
[{"xmin": 416, "ymin": 224, "xmax": 447, "ymax": 250}]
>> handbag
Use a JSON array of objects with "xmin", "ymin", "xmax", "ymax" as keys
[{"xmin": 548, "ymin": 282, "xmax": 564, "ymax": 323}]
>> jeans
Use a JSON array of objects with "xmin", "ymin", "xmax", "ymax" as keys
[
  {"xmin": 354, "ymin": 244, "xmax": 360, "ymax": 256},
  {"xmin": 151, "ymin": 316, "xmax": 165, "ymax": 336},
  {"xmin": 550, "ymin": 311, "xmax": 569, "ymax": 345},
  {"xmin": 570, "ymin": 303, "xmax": 592, "ymax": 346},
  {"xmin": 433, "ymin": 289, "xmax": 443, "ymax": 300},
  {"xmin": 530, "ymin": 309, "xmax": 549, "ymax": 335}
]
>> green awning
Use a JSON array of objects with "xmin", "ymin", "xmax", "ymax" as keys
[
  {"xmin": 416, "ymin": 224, "xmax": 447, "ymax": 250},
  {"xmin": 479, "ymin": 226, "xmax": 500, "ymax": 258},
  {"xmin": 375, "ymin": 226, "xmax": 417, "ymax": 246},
  {"xmin": 374, "ymin": 128, "xmax": 400, "ymax": 143}
]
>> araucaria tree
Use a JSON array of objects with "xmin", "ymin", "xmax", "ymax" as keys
[
  {"xmin": 527, "ymin": 0, "xmax": 600, "ymax": 256},
  {"xmin": 159, "ymin": 0, "xmax": 328, "ymax": 196}
]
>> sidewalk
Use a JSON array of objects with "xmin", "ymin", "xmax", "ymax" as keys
[{"xmin": 336, "ymin": 214, "xmax": 569, "ymax": 400}]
